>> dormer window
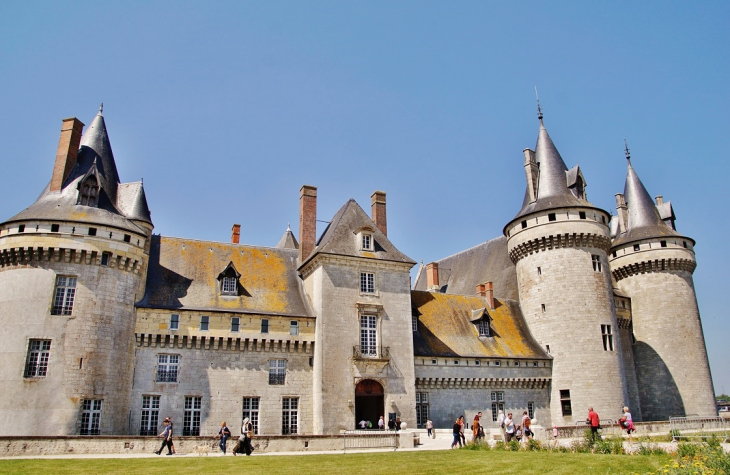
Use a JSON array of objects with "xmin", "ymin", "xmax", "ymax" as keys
[
  {"xmin": 362, "ymin": 233, "xmax": 373, "ymax": 251},
  {"xmin": 217, "ymin": 261, "xmax": 242, "ymax": 296},
  {"xmin": 355, "ymin": 226, "xmax": 376, "ymax": 252},
  {"xmin": 79, "ymin": 175, "xmax": 99, "ymax": 207},
  {"xmin": 477, "ymin": 319, "xmax": 491, "ymax": 337},
  {"xmin": 471, "ymin": 307, "xmax": 491, "ymax": 337},
  {"xmin": 222, "ymin": 277, "xmax": 237, "ymax": 294}
]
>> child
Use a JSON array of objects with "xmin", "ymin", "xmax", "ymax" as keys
[{"xmin": 552, "ymin": 425, "xmax": 559, "ymax": 447}]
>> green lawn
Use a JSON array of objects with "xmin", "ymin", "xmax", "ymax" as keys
[{"xmin": 0, "ymin": 450, "xmax": 671, "ymax": 475}]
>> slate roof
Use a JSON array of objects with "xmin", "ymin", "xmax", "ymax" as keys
[
  {"xmin": 276, "ymin": 225, "xmax": 299, "ymax": 250},
  {"xmin": 300, "ymin": 198, "xmax": 415, "ymax": 267},
  {"xmin": 138, "ymin": 236, "xmax": 312, "ymax": 317},
  {"xmin": 411, "ymin": 290, "xmax": 548, "ymax": 359},
  {"xmin": 612, "ymin": 160, "xmax": 687, "ymax": 246},
  {"xmin": 412, "ymin": 236, "xmax": 519, "ymax": 301}
]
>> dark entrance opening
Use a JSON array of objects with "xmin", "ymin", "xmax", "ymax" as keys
[{"xmin": 355, "ymin": 379, "xmax": 384, "ymax": 429}]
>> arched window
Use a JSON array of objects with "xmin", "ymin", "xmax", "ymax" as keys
[{"xmin": 79, "ymin": 176, "xmax": 99, "ymax": 207}]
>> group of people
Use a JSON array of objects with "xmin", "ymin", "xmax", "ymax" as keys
[
  {"xmin": 496, "ymin": 410, "xmax": 534, "ymax": 443},
  {"xmin": 213, "ymin": 419, "xmax": 255, "ymax": 456},
  {"xmin": 358, "ymin": 415, "xmax": 404, "ymax": 431},
  {"xmin": 586, "ymin": 406, "xmax": 636, "ymax": 442}
]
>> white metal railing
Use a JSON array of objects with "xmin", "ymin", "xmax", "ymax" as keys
[
  {"xmin": 670, "ymin": 416, "xmax": 729, "ymax": 442},
  {"xmin": 343, "ymin": 430, "xmax": 397, "ymax": 452}
]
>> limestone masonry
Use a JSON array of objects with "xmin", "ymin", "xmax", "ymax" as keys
[{"xmin": 0, "ymin": 106, "xmax": 716, "ymax": 437}]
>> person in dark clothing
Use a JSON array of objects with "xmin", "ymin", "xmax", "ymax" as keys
[
  {"xmin": 154, "ymin": 420, "xmax": 173, "ymax": 455},
  {"xmin": 232, "ymin": 418, "xmax": 254, "ymax": 456},
  {"xmin": 451, "ymin": 418, "xmax": 462, "ymax": 448},
  {"xmin": 214, "ymin": 421, "xmax": 232, "ymax": 454},
  {"xmin": 387, "ymin": 417, "xmax": 396, "ymax": 430},
  {"xmin": 395, "ymin": 417, "xmax": 402, "ymax": 431}
]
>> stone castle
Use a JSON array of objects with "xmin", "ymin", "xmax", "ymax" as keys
[{"xmin": 0, "ymin": 106, "xmax": 716, "ymax": 437}]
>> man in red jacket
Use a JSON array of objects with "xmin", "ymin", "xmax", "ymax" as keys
[{"xmin": 587, "ymin": 407, "xmax": 600, "ymax": 442}]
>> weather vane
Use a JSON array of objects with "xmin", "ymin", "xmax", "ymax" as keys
[
  {"xmin": 624, "ymin": 139, "xmax": 631, "ymax": 161},
  {"xmin": 535, "ymin": 87, "xmax": 543, "ymax": 121}
]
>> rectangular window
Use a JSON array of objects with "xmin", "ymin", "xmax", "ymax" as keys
[
  {"xmin": 183, "ymin": 397, "xmax": 202, "ymax": 436},
  {"xmin": 261, "ymin": 319, "xmax": 269, "ymax": 333},
  {"xmin": 88, "ymin": 227, "xmax": 96, "ymax": 236},
  {"xmin": 170, "ymin": 314, "xmax": 179, "ymax": 330},
  {"xmin": 521, "ymin": 220, "xmax": 527, "ymax": 229},
  {"xmin": 560, "ymin": 390, "xmax": 572, "ymax": 417},
  {"xmin": 601, "ymin": 324, "xmax": 614, "ymax": 351},
  {"xmin": 528, "ymin": 401, "xmax": 535, "ymax": 419},
  {"xmin": 360, "ymin": 272, "xmax": 375, "ymax": 293},
  {"xmin": 80, "ymin": 399, "xmax": 102, "ymax": 435},
  {"xmin": 24, "ymin": 339, "xmax": 51, "ymax": 377},
  {"xmin": 416, "ymin": 392, "xmax": 429, "ymax": 427},
  {"xmin": 140, "ymin": 395, "xmax": 160, "ymax": 436},
  {"xmin": 537, "ymin": 267, "xmax": 541, "ymax": 276},
  {"xmin": 360, "ymin": 315, "xmax": 377, "ymax": 357},
  {"xmin": 548, "ymin": 213, "xmax": 556, "ymax": 222},
  {"xmin": 51, "ymin": 276, "xmax": 77, "ymax": 315},
  {"xmin": 269, "ymin": 359, "xmax": 286, "ymax": 385},
  {"xmin": 18, "ymin": 224, "xmax": 25, "ymax": 233},
  {"xmin": 579, "ymin": 211, "xmax": 586, "ymax": 219},
  {"xmin": 412, "ymin": 316, "xmax": 418, "ymax": 332},
  {"xmin": 454, "ymin": 360, "xmax": 459, "ymax": 365},
  {"xmin": 290, "ymin": 321, "xmax": 298, "ymax": 336},
  {"xmin": 101, "ymin": 252, "xmax": 111, "ymax": 266},
  {"xmin": 431, "ymin": 359, "xmax": 437, "ymax": 365},
  {"xmin": 156, "ymin": 354, "xmax": 179, "ymax": 382},
  {"xmin": 490, "ymin": 392, "xmax": 505, "ymax": 421},
  {"xmin": 514, "ymin": 361, "xmax": 520, "ymax": 367},
  {"xmin": 282, "ymin": 397, "xmax": 299, "ymax": 435},
  {"xmin": 592, "ymin": 255, "xmax": 602, "ymax": 272},
  {"xmin": 51, "ymin": 224, "xmax": 60, "ymax": 233},
  {"xmin": 541, "ymin": 304, "xmax": 546, "ymax": 313},
  {"xmin": 200, "ymin": 315, "xmax": 209, "ymax": 331},
  {"xmin": 242, "ymin": 397, "xmax": 260, "ymax": 435},
  {"xmin": 123, "ymin": 234, "xmax": 131, "ymax": 243},
  {"xmin": 477, "ymin": 320, "xmax": 490, "ymax": 337},
  {"xmin": 494, "ymin": 360, "xmax": 501, "ymax": 366},
  {"xmin": 222, "ymin": 277, "xmax": 237, "ymax": 295},
  {"xmin": 683, "ymin": 241, "xmax": 687, "ymax": 249},
  {"xmin": 231, "ymin": 317, "xmax": 240, "ymax": 332},
  {"xmin": 546, "ymin": 345, "xmax": 550, "ymax": 354},
  {"xmin": 660, "ymin": 240, "xmax": 667, "ymax": 248},
  {"xmin": 612, "ymin": 251, "xmax": 617, "ymax": 258},
  {"xmin": 362, "ymin": 234, "xmax": 372, "ymax": 250},
  {"xmin": 633, "ymin": 244, "xmax": 640, "ymax": 251},
  {"xmin": 475, "ymin": 360, "xmax": 481, "ymax": 366}
]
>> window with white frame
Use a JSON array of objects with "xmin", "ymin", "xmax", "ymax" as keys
[
  {"xmin": 361, "ymin": 233, "xmax": 373, "ymax": 251},
  {"xmin": 360, "ymin": 272, "xmax": 375, "ymax": 293},
  {"xmin": 156, "ymin": 354, "xmax": 179, "ymax": 382},
  {"xmin": 222, "ymin": 276, "xmax": 237, "ymax": 295},
  {"xmin": 140, "ymin": 395, "xmax": 160, "ymax": 436},
  {"xmin": 491, "ymin": 391, "xmax": 505, "ymax": 422},
  {"xmin": 290, "ymin": 321, "xmax": 298, "ymax": 336},
  {"xmin": 360, "ymin": 315, "xmax": 377, "ymax": 356},
  {"xmin": 269, "ymin": 359, "xmax": 286, "ymax": 385},
  {"xmin": 416, "ymin": 392, "xmax": 429, "ymax": 427},
  {"xmin": 24, "ymin": 339, "xmax": 51, "ymax": 378},
  {"xmin": 592, "ymin": 254, "xmax": 602, "ymax": 272},
  {"xmin": 231, "ymin": 317, "xmax": 240, "ymax": 332},
  {"xmin": 242, "ymin": 397, "xmax": 260, "ymax": 435},
  {"xmin": 183, "ymin": 396, "xmax": 202, "ymax": 436},
  {"xmin": 80, "ymin": 399, "xmax": 102, "ymax": 435},
  {"xmin": 170, "ymin": 314, "xmax": 179, "ymax": 330},
  {"xmin": 477, "ymin": 319, "xmax": 490, "ymax": 337},
  {"xmin": 200, "ymin": 315, "xmax": 209, "ymax": 331},
  {"xmin": 527, "ymin": 401, "xmax": 535, "ymax": 419},
  {"xmin": 51, "ymin": 276, "xmax": 76, "ymax": 315},
  {"xmin": 601, "ymin": 324, "xmax": 614, "ymax": 351},
  {"xmin": 282, "ymin": 397, "xmax": 299, "ymax": 435}
]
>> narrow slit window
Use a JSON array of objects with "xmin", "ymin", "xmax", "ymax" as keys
[
  {"xmin": 261, "ymin": 319, "xmax": 269, "ymax": 334},
  {"xmin": 601, "ymin": 324, "xmax": 614, "ymax": 351},
  {"xmin": 591, "ymin": 255, "xmax": 602, "ymax": 272},
  {"xmin": 170, "ymin": 314, "xmax": 179, "ymax": 330},
  {"xmin": 231, "ymin": 317, "xmax": 240, "ymax": 332},
  {"xmin": 200, "ymin": 315, "xmax": 209, "ymax": 331}
]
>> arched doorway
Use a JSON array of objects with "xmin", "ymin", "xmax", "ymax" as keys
[{"xmin": 355, "ymin": 379, "xmax": 384, "ymax": 429}]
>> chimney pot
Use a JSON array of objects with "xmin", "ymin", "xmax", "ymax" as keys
[
  {"xmin": 299, "ymin": 185, "xmax": 317, "ymax": 263},
  {"xmin": 231, "ymin": 224, "xmax": 241, "ymax": 244},
  {"xmin": 426, "ymin": 262, "xmax": 439, "ymax": 291},
  {"xmin": 50, "ymin": 117, "xmax": 84, "ymax": 192},
  {"xmin": 655, "ymin": 195, "xmax": 664, "ymax": 205},
  {"xmin": 371, "ymin": 190, "xmax": 387, "ymax": 236}
]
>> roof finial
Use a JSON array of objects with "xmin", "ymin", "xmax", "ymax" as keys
[
  {"xmin": 98, "ymin": 103, "xmax": 104, "ymax": 116},
  {"xmin": 624, "ymin": 139, "xmax": 631, "ymax": 162},
  {"xmin": 535, "ymin": 87, "xmax": 543, "ymax": 121},
  {"xmin": 287, "ymin": 223, "xmax": 291, "ymax": 232}
]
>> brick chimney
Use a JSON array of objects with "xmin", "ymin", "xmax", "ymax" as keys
[
  {"xmin": 299, "ymin": 185, "xmax": 317, "ymax": 263},
  {"xmin": 371, "ymin": 190, "xmax": 387, "ymax": 236},
  {"xmin": 484, "ymin": 281, "xmax": 494, "ymax": 309},
  {"xmin": 476, "ymin": 283, "xmax": 486, "ymax": 297},
  {"xmin": 231, "ymin": 224, "xmax": 241, "ymax": 244},
  {"xmin": 426, "ymin": 262, "xmax": 439, "ymax": 291},
  {"xmin": 50, "ymin": 117, "xmax": 84, "ymax": 192}
]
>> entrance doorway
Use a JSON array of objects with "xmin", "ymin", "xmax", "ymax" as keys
[{"xmin": 355, "ymin": 379, "xmax": 384, "ymax": 429}]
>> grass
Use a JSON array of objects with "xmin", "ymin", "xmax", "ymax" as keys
[{"xmin": 0, "ymin": 450, "xmax": 672, "ymax": 475}]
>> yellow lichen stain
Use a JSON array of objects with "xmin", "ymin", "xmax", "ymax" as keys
[
  {"xmin": 159, "ymin": 323, "xmax": 167, "ymax": 330},
  {"xmin": 361, "ymin": 252, "xmax": 375, "ymax": 258}
]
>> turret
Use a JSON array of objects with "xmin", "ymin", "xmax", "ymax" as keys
[
  {"xmin": 609, "ymin": 153, "xmax": 716, "ymax": 420},
  {"xmin": 504, "ymin": 109, "xmax": 628, "ymax": 426}
]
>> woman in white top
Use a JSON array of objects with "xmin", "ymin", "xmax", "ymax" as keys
[{"xmin": 621, "ymin": 406, "xmax": 635, "ymax": 442}]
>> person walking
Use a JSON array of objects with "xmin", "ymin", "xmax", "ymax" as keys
[
  {"xmin": 426, "ymin": 419, "xmax": 433, "ymax": 438},
  {"xmin": 451, "ymin": 418, "xmax": 462, "ymax": 448},
  {"xmin": 154, "ymin": 420, "xmax": 173, "ymax": 455},
  {"xmin": 472, "ymin": 412, "xmax": 482, "ymax": 441},
  {"xmin": 587, "ymin": 407, "xmax": 600, "ymax": 442},
  {"xmin": 395, "ymin": 416, "xmax": 402, "ymax": 431},
  {"xmin": 552, "ymin": 425, "xmax": 559, "ymax": 447},
  {"xmin": 504, "ymin": 412, "xmax": 515, "ymax": 442},
  {"xmin": 378, "ymin": 416, "xmax": 385, "ymax": 430},
  {"xmin": 522, "ymin": 411, "xmax": 533, "ymax": 440},
  {"xmin": 497, "ymin": 409, "xmax": 506, "ymax": 442},
  {"xmin": 166, "ymin": 418, "xmax": 176, "ymax": 454},
  {"xmin": 619, "ymin": 406, "xmax": 635, "ymax": 442},
  {"xmin": 232, "ymin": 417, "xmax": 254, "ymax": 456},
  {"xmin": 214, "ymin": 421, "xmax": 232, "ymax": 455},
  {"xmin": 458, "ymin": 416, "xmax": 466, "ymax": 446}
]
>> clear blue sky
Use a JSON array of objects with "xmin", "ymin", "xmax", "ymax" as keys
[{"xmin": 1, "ymin": 1, "xmax": 728, "ymax": 395}]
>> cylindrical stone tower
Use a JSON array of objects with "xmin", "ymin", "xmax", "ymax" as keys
[
  {"xmin": 609, "ymin": 158, "xmax": 716, "ymax": 420},
  {"xmin": 0, "ymin": 109, "xmax": 153, "ymax": 435},
  {"xmin": 504, "ymin": 115, "xmax": 628, "ymax": 426}
]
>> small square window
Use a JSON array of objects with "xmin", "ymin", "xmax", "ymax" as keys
[
  {"xmin": 579, "ymin": 211, "xmax": 586, "ymax": 219},
  {"xmin": 494, "ymin": 361, "xmax": 501, "ymax": 367},
  {"xmin": 521, "ymin": 220, "xmax": 527, "ymax": 229},
  {"xmin": 475, "ymin": 360, "xmax": 480, "ymax": 366},
  {"xmin": 101, "ymin": 252, "xmax": 111, "ymax": 266},
  {"xmin": 454, "ymin": 360, "xmax": 459, "ymax": 365},
  {"xmin": 231, "ymin": 317, "xmax": 240, "ymax": 332},
  {"xmin": 548, "ymin": 213, "xmax": 556, "ymax": 222},
  {"xmin": 51, "ymin": 224, "xmax": 60, "ymax": 233},
  {"xmin": 261, "ymin": 319, "xmax": 269, "ymax": 334},
  {"xmin": 514, "ymin": 361, "xmax": 520, "ymax": 367},
  {"xmin": 633, "ymin": 244, "xmax": 640, "ymax": 251},
  {"xmin": 200, "ymin": 316, "xmax": 209, "ymax": 331},
  {"xmin": 533, "ymin": 361, "xmax": 538, "ymax": 367},
  {"xmin": 88, "ymin": 227, "xmax": 97, "ymax": 236},
  {"xmin": 18, "ymin": 224, "xmax": 25, "ymax": 233},
  {"xmin": 431, "ymin": 359, "xmax": 437, "ymax": 365},
  {"xmin": 660, "ymin": 240, "xmax": 667, "ymax": 248},
  {"xmin": 170, "ymin": 314, "xmax": 179, "ymax": 330},
  {"xmin": 290, "ymin": 321, "xmax": 299, "ymax": 336},
  {"xmin": 123, "ymin": 234, "xmax": 131, "ymax": 243}
]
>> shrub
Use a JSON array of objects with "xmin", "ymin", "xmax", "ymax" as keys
[
  {"xmin": 525, "ymin": 438, "xmax": 542, "ymax": 452},
  {"xmin": 493, "ymin": 441, "xmax": 505, "ymax": 451},
  {"xmin": 594, "ymin": 437, "xmax": 624, "ymax": 455},
  {"xmin": 461, "ymin": 440, "xmax": 491, "ymax": 451},
  {"xmin": 676, "ymin": 442, "xmax": 698, "ymax": 459},
  {"xmin": 507, "ymin": 440, "xmax": 520, "ymax": 451},
  {"xmin": 636, "ymin": 442, "xmax": 666, "ymax": 456}
]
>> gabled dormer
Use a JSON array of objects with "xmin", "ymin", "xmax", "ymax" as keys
[
  {"xmin": 566, "ymin": 165, "xmax": 587, "ymax": 201},
  {"xmin": 354, "ymin": 225, "xmax": 376, "ymax": 252},
  {"xmin": 470, "ymin": 307, "xmax": 492, "ymax": 337},
  {"xmin": 76, "ymin": 159, "xmax": 101, "ymax": 207},
  {"xmin": 217, "ymin": 261, "xmax": 242, "ymax": 296}
]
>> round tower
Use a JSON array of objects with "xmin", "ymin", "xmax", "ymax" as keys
[
  {"xmin": 0, "ymin": 108, "xmax": 153, "ymax": 435},
  {"xmin": 609, "ymin": 156, "xmax": 715, "ymax": 420},
  {"xmin": 504, "ymin": 114, "xmax": 628, "ymax": 426}
]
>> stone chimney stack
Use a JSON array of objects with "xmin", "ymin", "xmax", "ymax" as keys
[
  {"xmin": 655, "ymin": 195, "xmax": 664, "ymax": 205},
  {"xmin": 231, "ymin": 224, "xmax": 241, "ymax": 244},
  {"xmin": 523, "ymin": 148, "xmax": 538, "ymax": 204},
  {"xmin": 484, "ymin": 281, "xmax": 494, "ymax": 309},
  {"xmin": 371, "ymin": 191, "xmax": 387, "ymax": 236},
  {"xmin": 426, "ymin": 262, "xmax": 439, "ymax": 291},
  {"xmin": 50, "ymin": 117, "xmax": 84, "ymax": 192},
  {"xmin": 299, "ymin": 185, "xmax": 317, "ymax": 263},
  {"xmin": 615, "ymin": 193, "xmax": 628, "ymax": 234}
]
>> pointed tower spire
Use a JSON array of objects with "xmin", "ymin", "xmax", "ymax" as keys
[
  {"xmin": 624, "ymin": 158, "xmax": 667, "ymax": 234},
  {"xmin": 276, "ymin": 224, "xmax": 299, "ymax": 249},
  {"xmin": 75, "ymin": 108, "xmax": 121, "ymax": 203}
]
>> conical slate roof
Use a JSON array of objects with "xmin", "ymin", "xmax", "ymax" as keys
[
  {"xmin": 276, "ymin": 225, "xmax": 299, "ymax": 249},
  {"xmin": 299, "ymin": 198, "xmax": 415, "ymax": 267},
  {"xmin": 117, "ymin": 181, "xmax": 152, "ymax": 224},
  {"xmin": 613, "ymin": 160, "xmax": 682, "ymax": 246}
]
